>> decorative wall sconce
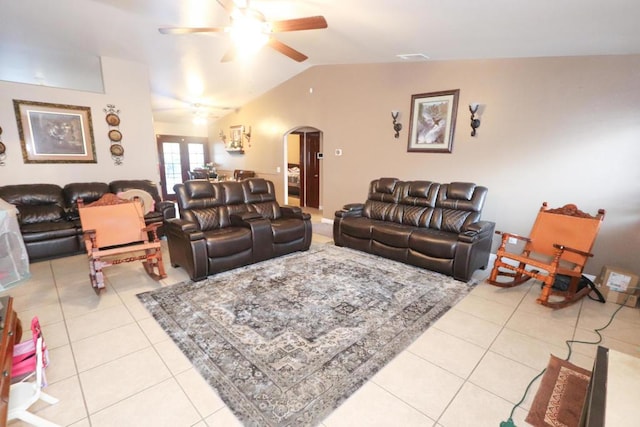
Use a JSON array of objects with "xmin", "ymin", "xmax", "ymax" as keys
[
  {"xmin": 469, "ymin": 103, "xmax": 481, "ymax": 137},
  {"xmin": 242, "ymin": 126, "xmax": 252, "ymax": 147},
  {"xmin": 391, "ymin": 111, "xmax": 402, "ymax": 138},
  {"xmin": 219, "ymin": 129, "xmax": 227, "ymax": 143}
]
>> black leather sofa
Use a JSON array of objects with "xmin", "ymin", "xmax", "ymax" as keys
[
  {"xmin": 0, "ymin": 180, "xmax": 175, "ymax": 262},
  {"xmin": 166, "ymin": 178, "xmax": 312, "ymax": 281},
  {"xmin": 333, "ymin": 178, "xmax": 495, "ymax": 281}
]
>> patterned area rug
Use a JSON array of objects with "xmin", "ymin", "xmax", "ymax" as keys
[
  {"xmin": 526, "ymin": 355, "xmax": 591, "ymax": 427},
  {"xmin": 137, "ymin": 244, "xmax": 475, "ymax": 426}
]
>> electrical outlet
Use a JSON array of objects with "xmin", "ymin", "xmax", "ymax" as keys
[{"xmin": 276, "ymin": 166, "xmax": 281, "ymax": 173}]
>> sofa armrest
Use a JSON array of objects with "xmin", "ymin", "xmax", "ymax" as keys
[
  {"xmin": 166, "ymin": 218, "xmax": 204, "ymax": 240},
  {"xmin": 335, "ymin": 203, "xmax": 364, "ymax": 218},
  {"xmin": 230, "ymin": 212, "xmax": 274, "ymax": 262},
  {"xmin": 454, "ymin": 220, "xmax": 496, "ymax": 281},
  {"xmin": 165, "ymin": 218, "xmax": 207, "ymax": 280},
  {"xmin": 459, "ymin": 221, "xmax": 496, "ymax": 243},
  {"xmin": 230, "ymin": 212, "xmax": 264, "ymax": 226},
  {"xmin": 344, "ymin": 203, "xmax": 364, "ymax": 212},
  {"xmin": 281, "ymin": 205, "xmax": 311, "ymax": 220},
  {"xmin": 155, "ymin": 200, "xmax": 176, "ymax": 220}
]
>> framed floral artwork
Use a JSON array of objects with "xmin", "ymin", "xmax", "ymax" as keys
[{"xmin": 407, "ymin": 89, "xmax": 459, "ymax": 153}]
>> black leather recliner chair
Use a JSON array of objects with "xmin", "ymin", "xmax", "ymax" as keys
[{"xmin": 165, "ymin": 178, "xmax": 312, "ymax": 281}]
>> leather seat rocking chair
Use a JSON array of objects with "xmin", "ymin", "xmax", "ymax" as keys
[
  {"xmin": 488, "ymin": 202, "xmax": 605, "ymax": 309},
  {"xmin": 78, "ymin": 193, "xmax": 167, "ymax": 293}
]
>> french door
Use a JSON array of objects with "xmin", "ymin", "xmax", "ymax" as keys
[{"xmin": 156, "ymin": 134, "xmax": 209, "ymax": 200}]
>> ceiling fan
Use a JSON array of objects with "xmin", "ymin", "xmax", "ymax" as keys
[{"xmin": 158, "ymin": 0, "xmax": 328, "ymax": 63}]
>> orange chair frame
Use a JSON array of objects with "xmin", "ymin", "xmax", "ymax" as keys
[
  {"xmin": 488, "ymin": 202, "xmax": 605, "ymax": 309},
  {"xmin": 78, "ymin": 194, "xmax": 166, "ymax": 293}
]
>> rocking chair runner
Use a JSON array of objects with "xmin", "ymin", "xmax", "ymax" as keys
[
  {"xmin": 488, "ymin": 202, "xmax": 605, "ymax": 309},
  {"xmin": 78, "ymin": 193, "xmax": 167, "ymax": 293}
]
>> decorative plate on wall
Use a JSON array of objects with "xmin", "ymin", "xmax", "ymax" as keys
[
  {"xmin": 105, "ymin": 113, "xmax": 121, "ymax": 126},
  {"xmin": 108, "ymin": 129, "xmax": 122, "ymax": 142},
  {"xmin": 110, "ymin": 144, "xmax": 124, "ymax": 156}
]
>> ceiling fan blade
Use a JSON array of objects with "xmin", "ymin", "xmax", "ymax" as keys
[
  {"xmin": 270, "ymin": 16, "xmax": 327, "ymax": 32},
  {"xmin": 159, "ymin": 27, "xmax": 226, "ymax": 35},
  {"xmin": 221, "ymin": 46, "xmax": 237, "ymax": 63},
  {"xmin": 268, "ymin": 38, "xmax": 308, "ymax": 62},
  {"xmin": 215, "ymin": 0, "xmax": 237, "ymax": 14}
]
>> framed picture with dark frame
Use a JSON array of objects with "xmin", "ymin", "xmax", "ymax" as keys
[
  {"xmin": 407, "ymin": 89, "xmax": 459, "ymax": 153},
  {"xmin": 13, "ymin": 99, "xmax": 97, "ymax": 163},
  {"xmin": 227, "ymin": 125, "xmax": 244, "ymax": 151}
]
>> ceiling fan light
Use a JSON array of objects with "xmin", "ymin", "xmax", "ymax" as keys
[{"xmin": 230, "ymin": 14, "xmax": 268, "ymax": 57}]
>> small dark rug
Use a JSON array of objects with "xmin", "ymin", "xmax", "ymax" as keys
[
  {"xmin": 526, "ymin": 355, "xmax": 591, "ymax": 427},
  {"xmin": 137, "ymin": 244, "xmax": 475, "ymax": 426}
]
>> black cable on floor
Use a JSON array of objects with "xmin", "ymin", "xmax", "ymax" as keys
[{"xmin": 500, "ymin": 292, "xmax": 633, "ymax": 427}]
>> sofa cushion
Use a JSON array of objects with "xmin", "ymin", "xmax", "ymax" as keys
[
  {"xmin": 400, "ymin": 205, "xmax": 433, "ymax": 227},
  {"xmin": 429, "ymin": 209, "xmax": 482, "ymax": 233},
  {"xmin": 18, "ymin": 205, "xmax": 65, "ymax": 225},
  {"xmin": 340, "ymin": 217, "xmax": 376, "ymax": 239},
  {"xmin": 243, "ymin": 179, "xmax": 273, "ymax": 203},
  {"xmin": 63, "ymin": 182, "xmax": 110, "ymax": 207},
  {"xmin": 20, "ymin": 221, "xmax": 78, "ymax": 243},
  {"xmin": 63, "ymin": 182, "xmax": 110, "ymax": 219},
  {"xmin": 368, "ymin": 177, "xmax": 401, "ymax": 203},
  {"xmin": 110, "ymin": 180, "xmax": 162, "ymax": 204},
  {"xmin": 220, "ymin": 181, "xmax": 245, "ymax": 205},
  {"xmin": 243, "ymin": 179, "xmax": 282, "ymax": 220},
  {"xmin": 204, "ymin": 227, "xmax": 252, "ymax": 257},
  {"xmin": 372, "ymin": 223, "xmax": 412, "ymax": 248},
  {"xmin": 363, "ymin": 200, "xmax": 400, "ymax": 222},
  {"xmin": 436, "ymin": 182, "xmax": 487, "ymax": 212},
  {"xmin": 0, "ymin": 184, "xmax": 65, "ymax": 225},
  {"xmin": 401, "ymin": 181, "xmax": 439, "ymax": 207},
  {"xmin": 271, "ymin": 218, "xmax": 306, "ymax": 243},
  {"xmin": 408, "ymin": 228, "xmax": 458, "ymax": 259},
  {"xmin": 0, "ymin": 184, "xmax": 63, "ymax": 207},
  {"xmin": 190, "ymin": 208, "xmax": 222, "ymax": 231}
]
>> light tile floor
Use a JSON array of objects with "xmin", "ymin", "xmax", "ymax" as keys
[{"xmin": 4, "ymin": 217, "xmax": 639, "ymax": 426}]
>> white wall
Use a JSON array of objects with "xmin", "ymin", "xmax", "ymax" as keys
[
  {"xmin": 211, "ymin": 55, "xmax": 640, "ymax": 275},
  {"xmin": 0, "ymin": 56, "xmax": 159, "ymax": 185},
  {"xmin": 153, "ymin": 121, "xmax": 209, "ymax": 138}
]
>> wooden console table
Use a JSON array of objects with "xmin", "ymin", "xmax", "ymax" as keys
[{"xmin": 0, "ymin": 296, "xmax": 21, "ymax": 423}]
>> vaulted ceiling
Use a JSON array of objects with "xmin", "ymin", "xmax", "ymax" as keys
[{"xmin": 2, "ymin": 0, "xmax": 639, "ymax": 123}]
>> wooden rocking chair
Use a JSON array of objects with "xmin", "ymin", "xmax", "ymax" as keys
[
  {"xmin": 78, "ymin": 193, "xmax": 167, "ymax": 293},
  {"xmin": 488, "ymin": 202, "xmax": 605, "ymax": 309}
]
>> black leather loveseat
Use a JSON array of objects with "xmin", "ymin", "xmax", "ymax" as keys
[
  {"xmin": 0, "ymin": 180, "xmax": 175, "ymax": 262},
  {"xmin": 166, "ymin": 178, "xmax": 312, "ymax": 281},
  {"xmin": 333, "ymin": 178, "xmax": 495, "ymax": 281}
]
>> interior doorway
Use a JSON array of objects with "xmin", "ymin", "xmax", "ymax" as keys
[{"xmin": 284, "ymin": 128, "xmax": 322, "ymax": 210}]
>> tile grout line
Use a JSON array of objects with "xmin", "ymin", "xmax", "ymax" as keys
[{"xmin": 432, "ymin": 278, "xmax": 533, "ymax": 426}]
